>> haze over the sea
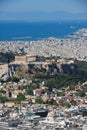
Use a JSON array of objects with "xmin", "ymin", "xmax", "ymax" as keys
[
  {"xmin": 0, "ymin": 0, "xmax": 87, "ymax": 41},
  {"xmin": 0, "ymin": 0, "xmax": 87, "ymax": 22}
]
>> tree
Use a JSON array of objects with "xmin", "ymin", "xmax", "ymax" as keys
[
  {"xmin": 24, "ymin": 84, "xmax": 35, "ymax": 96},
  {"xmin": 71, "ymin": 100, "xmax": 76, "ymax": 106},
  {"xmin": 69, "ymin": 86, "xmax": 75, "ymax": 91},
  {"xmin": 78, "ymin": 91, "xmax": 86, "ymax": 97},
  {"xmin": 17, "ymin": 93, "xmax": 25, "ymax": 102},
  {"xmin": 0, "ymin": 79, "xmax": 4, "ymax": 84},
  {"xmin": 66, "ymin": 103, "xmax": 71, "ymax": 108},
  {"xmin": 46, "ymin": 98, "xmax": 57, "ymax": 105},
  {"xmin": 26, "ymin": 89, "xmax": 33, "ymax": 95},
  {"xmin": 11, "ymin": 76, "xmax": 19, "ymax": 83},
  {"xmin": 59, "ymin": 99, "xmax": 64, "ymax": 106},
  {"xmin": 0, "ymin": 96, "xmax": 8, "ymax": 103},
  {"xmin": 57, "ymin": 92, "xmax": 64, "ymax": 96},
  {"xmin": 49, "ymin": 98, "xmax": 57, "ymax": 105},
  {"xmin": 35, "ymin": 97, "xmax": 43, "ymax": 104}
]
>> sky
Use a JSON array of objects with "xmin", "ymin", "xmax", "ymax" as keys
[{"xmin": 0, "ymin": 0, "xmax": 87, "ymax": 21}]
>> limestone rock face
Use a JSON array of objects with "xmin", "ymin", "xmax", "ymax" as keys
[
  {"xmin": 60, "ymin": 64, "xmax": 78, "ymax": 73},
  {"xmin": 0, "ymin": 55, "xmax": 78, "ymax": 79},
  {"xmin": 0, "ymin": 64, "xmax": 9, "ymax": 80},
  {"xmin": 7, "ymin": 62, "xmax": 77, "ymax": 79},
  {"xmin": 8, "ymin": 64, "xmax": 29, "ymax": 79}
]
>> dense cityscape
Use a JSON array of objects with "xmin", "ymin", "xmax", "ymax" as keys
[
  {"xmin": 0, "ymin": 28, "xmax": 87, "ymax": 61},
  {"xmin": 0, "ymin": 0, "xmax": 87, "ymax": 129},
  {"xmin": 0, "ymin": 28, "xmax": 87, "ymax": 130}
]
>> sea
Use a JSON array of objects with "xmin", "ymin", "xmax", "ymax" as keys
[{"xmin": 0, "ymin": 21, "xmax": 87, "ymax": 41}]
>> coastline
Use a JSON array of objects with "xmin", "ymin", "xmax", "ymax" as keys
[
  {"xmin": 0, "ymin": 28, "xmax": 87, "ymax": 61},
  {"xmin": 0, "ymin": 21, "xmax": 87, "ymax": 41}
]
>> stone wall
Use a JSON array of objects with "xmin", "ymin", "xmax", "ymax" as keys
[
  {"xmin": 15, "ymin": 56, "xmax": 27, "ymax": 63},
  {"xmin": 15, "ymin": 55, "xmax": 37, "ymax": 64}
]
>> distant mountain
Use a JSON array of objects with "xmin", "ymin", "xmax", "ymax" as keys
[{"xmin": 0, "ymin": 11, "xmax": 87, "ymax": 22}]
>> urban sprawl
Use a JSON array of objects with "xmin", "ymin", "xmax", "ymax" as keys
[{"xmin": 0, "ymin": 29, "xmax": 87, "ymax": 130}]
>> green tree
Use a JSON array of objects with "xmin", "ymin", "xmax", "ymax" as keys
[
  {"xmin": 46, "ymin": 98, "xmax": 57, "ymax": 105},
  {"xmin": 71, "ymin": 100, "xmax": 76, "ymax": 106},
  {"xmin": 11, "ymin": 76, "xmax": 19, "ymax": 83},
  {"xmin": 17, "ymin": 93, "xmax": 25, "ymax": 102},
  {"xmin": 57, "ymin": 92, "xmax": 64, "ymax": 96},
  {"xmin": 69, "ymin": 86, "xmax": 75, "ymax": 91},
  {"xmin": 0, "ymin": 96, "xmax": 8, "ymax": 103},
  {"xmin": 78, "ymin": 91, "xmax": 86, "ymax": 97},
  {"xmin": 0, "ymin": 79, "xmax": 4, "ymax": 84},
  {"xmin": 59, "ymin": 100, "xmax": 64, "ymax": 106},
  {"xmin": 26, "ymin": 89, "xmax": 33, "ymax": 95},
  {"xmin": 35, "ymin": 97, "xmax": 43, "ymax": 104},
  {"xmin": 66, "ymin": 103, "xmax": 71, "ymax": 108}
]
